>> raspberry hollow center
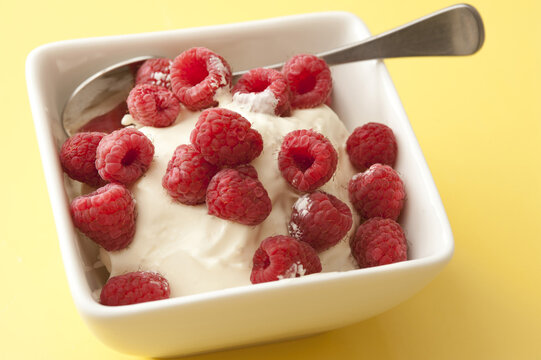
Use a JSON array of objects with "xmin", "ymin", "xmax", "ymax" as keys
[
  {"xmin": 297, "ymin": 75, "xmax": 316, "ymax": 94},
  {"xmin": 121, "ymin": 149, "xmax": 139, "ymax": 166},
  {"xmin": 292, "ymin": 151, "xmax": 315, "ymax": 172},
  {"xmin": 250, "ymin": 79, "xmax": 271, "ymax": 93},
  {"xmin": 186, "ymin": 60, "xmax": 209, "ymax": 86}
]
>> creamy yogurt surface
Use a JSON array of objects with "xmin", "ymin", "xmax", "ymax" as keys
[{"xmin": 100, "ymin": 92, "xmax": 358, "ymax": 297}]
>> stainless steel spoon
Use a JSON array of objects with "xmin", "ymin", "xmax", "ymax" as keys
[{"xmin": 62, "ymin": 3, "xmax": 484, "ymax": 135}]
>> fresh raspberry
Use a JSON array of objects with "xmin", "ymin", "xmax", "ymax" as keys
[
  {"xmin": 348, "ymin": 164, "xmax": 405, "ymax": 221},
  {"xmin": 127, "ymin": 84, "xmax": 180, "ymax": 127},
  {"xmin": 250, "ymin": 235, "xmax": 322, "ymax": 284},
  {"xmin": 96, "ymin": 128, "xmax": 154, "ymax": 185},
  {"xmin": 60, "ymin": 132, "xmax": 107, "ymax": 187},
  {"xmin": 135, "ymin": 58, "xmax": 172, "ymax": 90},
  {"xmin": 324, "ymin": 93, "xmax": 333, "ymax": 108},
  {"xmin": 235, "ymin": 163, "xmax": 259, "ymax": 179},
  {"xmin": 190, "ymin": 108, "xmax": 263, "ymax": 166},
  {"xmin": 70, "ymin": 183, "xmax": 136, "ymax": 251},
  {"xmin": 350, "ymin": 217, "xmax": 407, "ymax": 268},
  {"xmin": 100, "ymin": 271, "xmax": 170, "ymax": 306},
  {"xmin": 162, "ymin": 144, "xmax": 218, "ymax": 205},
  {"xmin": 206, "ymin": 166, "xmax": 271, "ymax": 225},
  {"xmin": 170, "ymin": 47, "xmax": 232, "ymax": 111},
  {"xmin": 288, "ymin": 191, "xmax": 353, "ymax": 252},
  {"xmin": 278, "ymin": 129, "xmax": 337, "ymax": 192},
  {"xmin": 232, "ymin": 68, "xmax": 291, "ymax": 116},
  {"xmin": 346, "ymin": 122, "xmax": 398, "ymax": 171},
  {"xmin": 282, "ymin": 54, "xmax": 332, "ymax": 109}
]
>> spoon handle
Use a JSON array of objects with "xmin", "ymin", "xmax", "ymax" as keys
[{"xmin": 233, "ymin": 4, "xmax": 484, "ymax": 77}]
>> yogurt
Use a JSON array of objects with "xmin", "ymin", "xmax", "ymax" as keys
[{"xmin": 99, "ymin": 92, "xmax": 359, "ymax": 297}]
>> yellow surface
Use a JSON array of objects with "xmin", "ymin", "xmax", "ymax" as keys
[{"xmin": 1, "ymin": 0, "xmax": 540, "ymax": 358}]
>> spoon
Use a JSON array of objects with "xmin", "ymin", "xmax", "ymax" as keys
[{"xmin": 62, "ymin": 3, "xmax": 484, "ymax": 135}]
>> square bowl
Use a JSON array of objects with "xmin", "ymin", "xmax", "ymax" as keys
[{"xmin": 26, "ymin": 11, "xmax": 453, "ymax": 358}]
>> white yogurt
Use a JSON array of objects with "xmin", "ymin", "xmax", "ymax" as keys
[{"xmin": 99, "ymin": 92, "xmax": 358, "ymax": 297}]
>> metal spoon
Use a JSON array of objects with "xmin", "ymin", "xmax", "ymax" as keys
[{"xmin": 62, "ymin": 3, "xmax": 484, "ymax": 135}]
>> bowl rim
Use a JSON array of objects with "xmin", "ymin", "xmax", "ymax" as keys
[{"xmin": 26, "ymin": 10, "xmax": 454, "ymax": 320}]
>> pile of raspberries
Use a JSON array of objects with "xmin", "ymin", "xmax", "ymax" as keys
[{"xmin": 61, "ymin": 47, "xmax": 408, "ymax": 306}]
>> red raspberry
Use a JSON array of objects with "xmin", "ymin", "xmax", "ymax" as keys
[
  {"xmin": 350, "ymin": 217, "xmax": 407, "ymax": 268},
  {"xmin": 162, "ymin": 144, "xmax": 218, "ymax": 205},
  {"xmin": 70, "ymin": 183, "xmax": 136, "ymax": 251},
  {"xmin": 135, "ymin": 58, "xmax": 172, "ymax": 90},
  {"xmin": 170, "ymin": 47, "xmax": 232, "ymax": 111},
  {"xmin": 282, "ymin": 54, "xmax": 332, "ymax": 109},
  {"xmin": 250, "ymin": 235, "xmax": 322, "ymax": 284},
  {"xmin": 288, "ymin": 191, "xmax": 353, "ymax": 252},
  {"xmin": 346, "ymin": 122, "xmax": 398, "ymax": 171},
  {"xmin": 235, "ymin": 163, "xmax": 259, "ymax": 179},
  {"xmin": 278, "ymin": 129, "xmax": 337, "ymax": 192},
  {"xmin": 96, "ymin": 127, "xmax": 154, "ymax": 185},
  {"xmin": 206, "ymin": 166, "xmax": 271, "ymax": 225},
  {"xmin": 127, "ymin": 84, "xmax": 181, "ymax": 128},
  {"xmin": 190, "ymin": 108, "xmax": 263, "ymax": 167},
  {"xmin": 348, "ymin": 164, "xmax": 405, "ymax": 221},
  {"xmin": 324, "ymin": 93, "xmax": 333, "ymax": 108},
  {"xmin": 232, "ymin": 68, "xmax": 291, "ymax": 116},
  {"xmin": 60, "ymin": 132, "xmax": 107, "ymax": 187},
  {"xmin": 100, "ymin": 271, "xmax": 170, "ymax": 306}
]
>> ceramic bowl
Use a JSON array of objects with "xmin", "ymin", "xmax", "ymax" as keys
[{"xmin": 26, "ymin": 11, "xmax": 453, "ymax": 357}]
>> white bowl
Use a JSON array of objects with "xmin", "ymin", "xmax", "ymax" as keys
[{"xmin": 26, "ymin": 11, "xmax": 453, "ymax": 357}]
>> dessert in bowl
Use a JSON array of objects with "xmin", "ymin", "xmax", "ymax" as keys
[{"xmin": 26, "ymin": 11, "xmax": 453, "ymax": 357}]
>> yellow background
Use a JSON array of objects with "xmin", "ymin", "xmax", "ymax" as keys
[{"xmin": 1, "ymin": 0, "xmax": 540, "ymax": 358}]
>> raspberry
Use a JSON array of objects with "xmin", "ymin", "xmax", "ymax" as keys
[
  {"xmin": 190, "ymin": 108, "xmax": 263, "ymax": 166},
  {"xmin": 170, "ymin": 47, "xmax": 232, "ymax": 111},
  {"xmin": 324, "ymin": 93, "xmax": 333, "ymax": 108},
  {"xmin": 288, "ymin": 191, "xmax": 353, "ymax": 252},
  {"xmin": 100, "ymin": 271, "xmax": 170, "ymax": 306},
  {"xmin": 135, "ymin": 58, "xmax": 172, "ymax": 90},
  {"xmin": 235, "ymin": 163, "xmax": 259, "ymax": 179},
  {"xmin": 350, "ymin": 217, "xmax": 407, "ymax": 267},
  {"xmin": 127, "ymin": 84, "xmax": 180, "ymax": 127},
  {"xmin": 346, "ymin": 122, "xmax": 398, "ymax": 171},
  {"xmin": 162, "ymin": 144, "xmax": 218, "ymax": 205},
  {"xmin": 70, "ymin": 183, "xmax": 136, "ymax": 251},
  {"xmin": 250, "ymin": 235, "xmax": 322, "ymax": 284},
  {"xmin": 348, "ymin": 164, "xmax": 405, "ymax": 221},
  {"xmin": 278, "ymin": 129, "xmax": 337, "ymax": 192},
  {"xmin": 60, "ymin": 132, "xmax": 107, "ymax": 187},
  {"xmin": 282, "ymin": 54, "xmax": 332, "ymax": 109},
  {"xmin": 232, "ymin": 68, "xmax": 291, "ymax": 116},
  {"xmin": 206, "ymin": 166, "xmax": 271, "ymax": 225},
  {"xmin": 96, "ymin": 127, "xmax": 154, "ymax": 185}
]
